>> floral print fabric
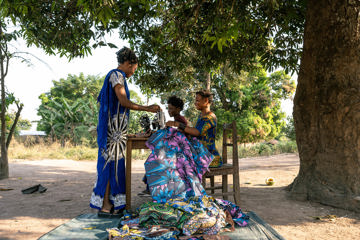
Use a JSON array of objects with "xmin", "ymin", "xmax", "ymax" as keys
[
  {"xmin": 121, "ymin": 195, "xmax": 248, "ymax": 237},
  {"xmin": 168, "ymin": 195, "xmax": 227, "ymax": 235},
  {"xmin": 145, "ymin": 127, "xmax": 213, "ymax": 203},
  {"xmin": 138, "ymin": 127, "xmax": 249, "ymax": 238},
  {"xmin": 215, "ymin": 198, "xmax": 249, "ymax": 227}
]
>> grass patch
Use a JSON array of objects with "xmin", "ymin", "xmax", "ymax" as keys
[
  {"xmin": 9, "ymin": 139, "xmax": 151, "ymax": 161},
  {"xmin": 8, "ymin": 138, "xmax": 297, "ymax": 161},
  {"xmin": 238, "ymin": 141, "xmax": 298, "ymax": 158},
  {"xmin": 8, "ymin": 140, "xmax": 98, "ymax": 161},
  {"xmin": 215, "ymin": 139, "xmax": 298, "ymax": 158},
  {"xmin": 131, "ymin": 149, "xmax": 152, "ymax": 160}
]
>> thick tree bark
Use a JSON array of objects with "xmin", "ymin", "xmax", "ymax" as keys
[{"xmin": 289, "ymin": 0, "xmax": 360, "ymax": 212}]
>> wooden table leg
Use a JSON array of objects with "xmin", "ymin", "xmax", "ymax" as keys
[{"xmin": 125, "ymin": 140, "xmax": 132, "ymax": 209}]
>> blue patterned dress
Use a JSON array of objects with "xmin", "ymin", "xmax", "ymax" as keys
[
  {"xmin": 195, "ymin": 113, "xmax": 222, "ymax": 167},
  {"xmin": 90, "ymin": 69, "xmax": 130, "ymax": 210},
  {"xmin": 144, "ymin": 128, "xmax": 213, "ymax": 203}
]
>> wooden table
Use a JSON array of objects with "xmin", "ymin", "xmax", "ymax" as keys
[{"xmin": 125, "ymin": 136, "xmax": 149, "ymax": 209}]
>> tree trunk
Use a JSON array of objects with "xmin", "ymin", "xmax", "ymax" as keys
[
  {"xmin": 0, "ymin": 63, "xmax": 8, "ymax": 180},
  {"xmin": 0, "ymin": 82, "xmax": 9, "ymax": 180},
  {"xmin": 0, "ymin": 24, "xmax": 9, "ymax": 180},
  {"xmin": 0, "ymin": 75, "xmax": 7, "ymax": 179},
  {"xmin": 0, "ymin": 149, "xmax": 8, "ymax": 180},
  {"xmin": 205, "ymin": 72, "xmax": 211, "ymax": 91},
  {"xmin": 289, "ymin": 0, "xmax": 360, "ymax": 212}
]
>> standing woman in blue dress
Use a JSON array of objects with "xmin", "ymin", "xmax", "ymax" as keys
[{"xmin": 90, "ymin": 47, "xmax": 160, "ymax": 214}]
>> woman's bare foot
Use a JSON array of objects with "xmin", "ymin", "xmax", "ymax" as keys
[
  {"xmin": 101, "ymin": 182, "xmax": 113, "ymax": 213},
  {"xmin": 100, "ymin": 202, "xmax": 113, "ymax": 213}
]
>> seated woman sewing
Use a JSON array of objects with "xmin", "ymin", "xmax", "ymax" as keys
[{"xmin": 144, "ymin": 90, "xmax": 222, "ymax": 203}]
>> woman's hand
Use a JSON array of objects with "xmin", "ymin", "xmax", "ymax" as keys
[
  {"xmin": 165, "ymin": 121, "xmax": 178, "ymax": 128},
  {"xmin": 147, "ymin": 104, "xmax": 161, "ymax": 113}
]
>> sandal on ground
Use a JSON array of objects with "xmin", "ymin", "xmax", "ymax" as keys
[
  {"xmin": 98, "ymin": 209, "xmax": 123, "ymax": 218},
  {"xmin": 21, "ymin": 184, "xmax": 47, "ymax": 194}
]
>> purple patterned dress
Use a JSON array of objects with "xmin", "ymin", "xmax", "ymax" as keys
[{"xmin": 144, "ymin": 127, "xmax": 213, "ymax": 203}]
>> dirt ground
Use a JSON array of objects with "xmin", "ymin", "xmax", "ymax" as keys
[{"xmin": 1, "ymin": 153, "xmax": 360, "ymax": 240}]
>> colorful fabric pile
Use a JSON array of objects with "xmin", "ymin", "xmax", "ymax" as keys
[
  {"xmin": 107, "ymin": 195, "xmax": 248, "ymax": 239},
  {"xmin": 107, "ymin": 128, "xmax": 249, "ymax": 239}
]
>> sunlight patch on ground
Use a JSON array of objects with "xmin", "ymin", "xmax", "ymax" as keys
[{"xmin": 17, "ymin": 160, "xmax": 97, "ymax": 173}]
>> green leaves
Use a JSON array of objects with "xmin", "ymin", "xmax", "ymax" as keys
[
  {"xmin": 37, "ymin": 73, "xmax": 103, "ymax": 146},
  {"xmin": 37, "ymin": 96, "xmax": 99, "ymax": 146},
  {"xmin": 119, "ymin": 0, "xmax": 305, "ymax": 92},
  {"xmin": 0, "ymin": 0, "xmax": 118, "ymax": 59},
  {"xmin": 35, "ymin": 73, "xmax": 150, "ymax": 145},
  {"xmin": 107, "ymin": 42, "xmax": 118, "ymax": 48},
  {"xmin": 1, "ymin": 0, "xmax": 304, "ymax": 145},
  {"xmin": 211, "ymin": 64, "xmax": 295, "ymax": 143}
]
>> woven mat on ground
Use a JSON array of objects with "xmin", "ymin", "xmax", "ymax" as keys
[
  {"xmin": 38, "ymin": 213, "xmax": 121, "ymax": 240},
  {"xmin": 221, "ymin": 211, "xmax": 286, "ymax": 240},
  {"xmin": 38, "ymin": 211, "xmax": 285, "ymax": 240}
]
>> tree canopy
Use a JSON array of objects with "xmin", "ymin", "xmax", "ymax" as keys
[
  {"xmin": 2, "ymin": 0, "xmax": 306, "ymax": 89},
  {"xmin": 1, "ymin": 0, "xmax": 305, "ymax": 179},
  {"xmin": 114, "ymin": 0, "xmax": 306, "ymax": 92},
  {"xmin": 159, "ymin": 64, "xmax": 295, "ymax": 142}
]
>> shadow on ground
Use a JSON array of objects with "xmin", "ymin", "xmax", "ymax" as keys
[
  {"xmin": 0, "ymin": 161, "xmax": 147, "ymax": 220},
  {"xmin": 1, "ymin": 156, "xmax": 360, "ymax": 240}
]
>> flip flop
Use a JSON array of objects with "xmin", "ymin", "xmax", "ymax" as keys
[
  {"xmin": 98, "ymin": 210, "xmax": 123, "ymax": 218},
  {"xmin": 38, "ymin": 184, "xmax": 47, "ymax": 193},
  {"xmin": 21, "ymin": 184, "xmax": 47, "ymax": 194}
]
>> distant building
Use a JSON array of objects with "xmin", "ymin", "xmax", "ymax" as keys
[
  {"xmin": 18, "ymin": 130, "xmax": 46, "ymax": 144},
  {"xmin": 19, "ymin": 130, "xmax": 46, "ymax": 136}
]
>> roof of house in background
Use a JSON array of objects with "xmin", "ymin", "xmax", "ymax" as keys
[{"xmin": 19, "ymin": 130, "xmax": 46, "ymax": 136}]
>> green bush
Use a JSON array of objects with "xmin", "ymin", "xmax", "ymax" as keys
[
  {"xmin": 132, "ymin": 149, "xmax": 152, "ymax": 160},
  {"xmin": 9, "ymin": 140, "xmax": 98, "ymax": 161},
  {"xmin": 258, "ymin": 143, "xmax": 273, "ymax": 156},
  {"xmin": 237, "ymin": 140, "xmax": 297, "ymax": 158},
  {"xmin": 281, "ymin": 116, "xmax": 296, "ymax": 141},
  {"xmin": 276, "ymin": 141, "xmax": 298, "ymax": 153}
]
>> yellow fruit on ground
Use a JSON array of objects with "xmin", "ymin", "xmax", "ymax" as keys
[{"xmin": 265, "ymin": 177, "xmax": 275, "ymax": 186}]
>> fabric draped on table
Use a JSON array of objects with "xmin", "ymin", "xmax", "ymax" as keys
[
  {"xmin": 144, "ymin": 127, "xmax": 214, "ymax": 203},
  {"xmin": 90, "ymin": 69, "xmax": 130, "ymax": 210}
]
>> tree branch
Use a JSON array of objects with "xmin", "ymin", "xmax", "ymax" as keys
[
  {"xmin": 4, "ymin": 47, "xmax": 9, "ymax": 77},
  {"xmin": 6, "ymin": 102, "xmax": 23, "ymax": 149},
  {"xmin": 214, "ymin": 83, "xmax": 229, "ymax": 110}
]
